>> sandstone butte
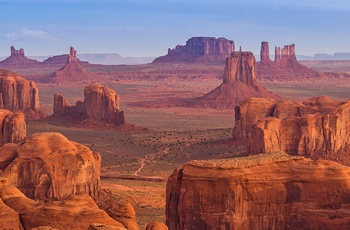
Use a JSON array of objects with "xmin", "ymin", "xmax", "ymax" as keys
[
  {"xmin": 0, "ymin": 132, "xmax": 139, "ymax": 230},
  {"xmin": 257, "ymin": 41, "xmax": 319, "ymax": 81},
  {"xmin": 166, "ymin": 151, "xmax": 350, "ymax": 230},
  {"xmin": 0, "ymin": 69, "xmax": 46, "ymax": 119},
  {"xmin": 54, "ymin": 83, "xmax": 125, "ymax": 126},
  {"xmin": 153, "ymin": 37, "xmax": 235, "ymax": 64},
  {"xmin": 192, "ymin": 51, "xmax": 280, "ymax": 109},
  {"xmin": 0, "ymin": 46, "xmax": 38, "ymax": 67},
  {"xmin": 44, "ymin": 46, "xmax": 95, "ymax": 84},
  {"xmin": 233, "ymin": 96, "xmax": 350, "ymax": 165}
]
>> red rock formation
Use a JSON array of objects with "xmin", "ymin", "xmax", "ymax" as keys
[
  {"xmin": 0, "ymin": 110, "xmax": 26, "ymax": 146},
  {"xmin": 43, "ymin": 47, "xmax": 94, "ymax": 83},
  {"xmin": 234, "ymin": 96, "xmax": 350, "ymax": 165},
  {"xmin": 146, "ymin": 221, "xmax": 168, "ymax": 230},
  {"xmin": 0, "ymin": 132, "xmax": 101, "ymax": 200},
  {"xmin": 0, "ymin": 178, "xmax": 126, "ymax": 229},
  {"xmin": 53, "ymin": 83, "xmax": 126, "ymax": 125},
  {"xmin": 153, "ymin": 37, "xmax": 235, "ymax": 64},
  {"xmin": 192, "ymin": 51, "xmax": 280, "ymax": 109},
  {"xmin": 0, "ymin": 69, "xmax": 45, "ymax": 119},
  {"xmin": 0, "ymin": 46, "xmax": 38, "ymax": 66},
  {"xmin": 257, "ymin": 42, "xmax": 320, "ymax": 80},
  {"xmin": 166, "ymin": 152, "xmax": 350, "ymax": 229}
]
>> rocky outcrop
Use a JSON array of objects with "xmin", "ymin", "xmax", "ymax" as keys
[
  {"xmin": 0, "ymin": 110, "xmax": 26, "ymax": 146},
  {"xmin": 146, "ymin": 221, "xmax": 168, "ymax": 230},
  {"xmin": 0, "ymin": 69, "xmax": 45, "ymax": 119},
  {"xmin": 0, "ymin": 46, "xmax": 38, "ymax": 67},
  {"xmin": 257, "ymin": 41, "xmax": 320, "ymax": 80},
  {"xmin": 153, "ymin": 37, "xmax": 234, "ymax": 64},
  {"xmin": 166, "ymin": 152, "xmax": 350, "ymax": 229},
  {"xmin": 192, "ymin": 51, "xmax": 280, "ymax": 109},
  {"xmin": 0, "ymin": 132, "xmax": 101, "ymax": 200},
  {"xmin": 233, "ymin": 96, "xmax": 350, "ymax": 165},
  {"xmin": 0, "ymin": 177, "xmax": 126, "ymax": 229},
  {"xmin": 53, "ymin": 83, "xmax": 125, "ymax": 125},
  {"xmin": 44, "ymin": 47, "xmax": 94, "ymax": 83}
]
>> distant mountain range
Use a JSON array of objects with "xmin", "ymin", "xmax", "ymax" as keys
[
  {"xmin": 256, "ymin": 53, "xmax": 350, "ymax": 61},
  {"xmin": 0, "ymin": 53, "xmax": 155, "ymax": 65}
]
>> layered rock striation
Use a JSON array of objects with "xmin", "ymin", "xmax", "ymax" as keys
[
  {"xmin": 0, "ymin": 132, "xmax": 101, "ymax": 200},
  {"xmin": 0, "ymin": 177, "xmax": 126, "ymax": 229},
  {"xmin": 0, "ymin": 69, "xmax": 45, "ymax": 119},
  {"xmin": 257, "ymin": 41, "xmax": 319, "ymax": 80},
  {"xmin": 53, "ymin": 83, "xmax": 125, "ymax": 125},
  {"xmin": 0, "ymin": 109, "xmax": 26, "ymax": 146},
  {"xmin": 166, "ymin": 152, "xmax": 350, "ymax": 229},
  {"xmin": 153, "ymin": 37, "xmax": 235, "ymax": 64},
  {"xmin": 192, "ymin": 51, "xmax": 280, "ymax": 109},
  {"xmin": 233, "ymin": 96, "xmax": 350, "ymax": 165}
]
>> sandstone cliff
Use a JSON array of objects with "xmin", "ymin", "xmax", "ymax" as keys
[
  {"xmin": 0, "ymin": 109, "xmax": 26, "ymax": 146},
  {"xmin": 0, "ymin": 46, "xmax": 38, "ymax": 67},
  {"xmin": 53, "ymin": 83, "xmax": 126, "ymax": 126},
  {"xmin": 257, "ymin": 41, "xmax": 320, "ymax": 81},
  {"xmin": 0, "ymin": 69, "xmax": 45, "ymax": 119},
  {"xmin": 0, "ymin": 177, "xmax": 126, "ymax": 229},
  {"xmin": 233, "ymin": 96, "xmax": 350, "ymax": 165},
  {"xmin": 166, "ymin": 152, "xmax": 350, "ymax": 229},
  {"xmin": 192, "ymin": 51, "xmax": 280, "ymax": 109},
  {"xmin": 0, "ymin": 132, "xmax": 101, "ymax": 200},
  {"xmin": 153, "ymin": 37, "xmax": 234, "ymax": 64}
]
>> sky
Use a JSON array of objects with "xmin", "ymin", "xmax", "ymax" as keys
[{"xmin": 0, "ymin": 0, "xmax": 350, "ymax": 57}]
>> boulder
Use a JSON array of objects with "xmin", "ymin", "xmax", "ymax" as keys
[
  {"xmin": 146, "ymin": 221, "xmax": 168, "ymax": 230},
  {"xmin": 166, "ymin": 152, "xmax": 350, "ymax": 229},
  {"xmin": 0, "ymin": 132, "xmax": 101, "ymax": 200}
]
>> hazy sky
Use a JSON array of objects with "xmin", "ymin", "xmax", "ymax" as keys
[{"xmin": 1, "ymin": 0, "xmax": 349, "ymax": 57}]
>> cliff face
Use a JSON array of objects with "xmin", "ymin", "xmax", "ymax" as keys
[
  {"xmin": 257, "ymin": 41, "xmax": 319, "ymax": 80},
  {"xmin": 0, "ymin": 110, "xmax": 26, "ymax": 146},
  {"xmin": 53, "ymin": 83, "xmax": 125, "ymax": 125},
  {"xmin": 234, "ymin": 96, "xmax": 350, "ymax": 165},
  {"xmin": 166, "ymin": 152, "xmax": 350, "ymax": 230},
  {"xmin": 153, "ymin": 37, "xmax": 235, "ymax": 64},
  {"xmin": 192, "ymin": 51, "xmax": 280, "ymax": 109},
  {"xmin": 0, "ymin": 69, "xmax": 45, "ymax": 119},
  {"xmin": 0, "ymin": 132, "xmax": 101, "ymax": 200}
]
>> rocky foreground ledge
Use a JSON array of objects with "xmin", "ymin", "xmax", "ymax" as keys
[{"xmin": 166, "ymin": 151, "xmax": 350, "ymax": 229}]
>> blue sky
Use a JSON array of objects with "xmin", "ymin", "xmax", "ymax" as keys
[{"xmin": 0, "ymin": 0, "xmax": 349, "ymax": 57}]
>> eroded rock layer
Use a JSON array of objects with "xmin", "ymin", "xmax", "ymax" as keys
[
  {"xmin": 153, "ymin": 37, "xmax": 234, "ymax": 64},
  {"xmin": 53, "ymin": 83, "xmax": 125, "ymax": 125},
  {"xmin": 0, "ymin": 46, "xmax": 38, "ymax": 66},
  {"xmin": 233, "ymin": 96, "xmax": 350, "ymax": 165},
  {"xmin": 0, "ymin": 132, "xmax": 101, "ymax": 200},
  {"xmin": 0, "ymin": 109, "xmax": 26, "ymax": 146},
  {"xmin": 166, "ymin": 152, "xmax": 350, "ymax": 229},
  {"xmin": 0, "ymin": 177, "xmax": 126, "ymax": 229},
  {"xmin": 193, "ymin": 51, "xmax": 280, "ymax": 109}
]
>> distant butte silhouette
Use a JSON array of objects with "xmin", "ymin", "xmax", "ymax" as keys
[
  {"xmin": 0, "ymin": 46, "xmax": 38, "ymax": 67},
  {"xmin": 153, "ymin": 37, "xmax": 234, "ymax": 64}
]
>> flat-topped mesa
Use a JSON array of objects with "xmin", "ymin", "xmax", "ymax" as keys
[
  {"xmin": 280, "ymin": 44, "xmax": 297, "ymax": 63},
  {"xmin": 0, "ymin": 69, "xmax": 45, "ymax": 119},
  {"xmin": 53, "ymin": 83, "xmax": 125, "ymax": 125},
  {"xmin": 234, "ymin": 96, "xmax": 350, "ymax": 165},
  {"xmin": 153, "ymin": 37, "xmax": 235, "ymax": 63},
  {"xmin": 191, "ymin": 51, "xmax": 280, "ymax": 109},
  {"xmin": 166, "ymin": 152, "xmax": 350, "ymax": 229}
]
